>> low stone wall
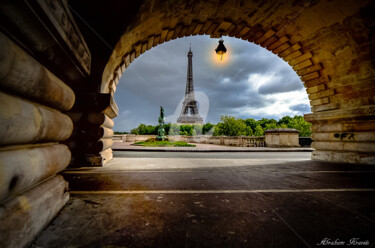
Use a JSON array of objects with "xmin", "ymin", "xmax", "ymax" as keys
[
  {"xmin": 120, "ymin": 134, "xmax": 157, "ymax": 142},
  {"xmin": 118, "ymin": 131, "xmax": 301, "ymax": 148},
  {"xmin": 119, "ymin": 134, "xmax": 266, "ymax": 147},
  {"xmin": 112, "ymin": 135, "xmax": 123, "ymax": 142}
]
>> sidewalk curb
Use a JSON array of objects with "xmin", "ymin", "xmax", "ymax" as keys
[{"xmin": 113, "ymin": 148, "xmax": 314, "ymax": 152}]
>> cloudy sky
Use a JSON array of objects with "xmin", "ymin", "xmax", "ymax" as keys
[{"xmin": 114, "ymin": 35, "xmax": 310, "ymax": 132}]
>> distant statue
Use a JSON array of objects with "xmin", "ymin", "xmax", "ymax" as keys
[
  {"xmin": 157, "ymin": 106, "xmax": 167, "ymax": 141},
  {"xmin": 158, "ymin": 106, "xmax": 165, "ymax": 125}
]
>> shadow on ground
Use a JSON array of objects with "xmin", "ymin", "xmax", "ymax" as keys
[{"xmin": 31, "ymin": 155, "xmax": 375, "ymax": 248}]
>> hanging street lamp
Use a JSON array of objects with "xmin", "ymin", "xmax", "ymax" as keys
[{"xmin": 215, "ymin": 35, "xmax": 227, "ymax": 61}]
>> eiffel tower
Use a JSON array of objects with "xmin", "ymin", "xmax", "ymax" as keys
[{"xmin": 177, "ymin": 46, "xmax": 203, "ymax": 124}]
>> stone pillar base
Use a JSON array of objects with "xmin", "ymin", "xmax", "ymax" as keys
[
  {"xmin": 312, "ymin": 150, "xmax": 375, "ymax": 165},
  {"xmin": 305, "ymin": 105, "xmax": 375, "ymax": 165}
]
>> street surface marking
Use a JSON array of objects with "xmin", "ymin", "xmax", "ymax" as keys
[
  {"xmin": 63, "ymin": 170, "xmax": 375, "ymax": 174},
  {"xmin": 63, "ymin": 170, "xmax": 211, "ymax": 173},
  {"xmin": 70, "ymin": 188, "xmax": 375, "ymax": 194}
]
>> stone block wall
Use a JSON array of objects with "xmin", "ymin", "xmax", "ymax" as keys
[
  {"xmin": 0, "ymin": 32, "xmax": 71, "ymax": 248},
  {"xmin": 0, "ymin": 0, "xmax": 100, "ymax": 246}
]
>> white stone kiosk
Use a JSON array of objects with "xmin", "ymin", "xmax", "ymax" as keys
[{"xmin": 265, "ymin": 128, "xmax": 300, "ymax": 147}]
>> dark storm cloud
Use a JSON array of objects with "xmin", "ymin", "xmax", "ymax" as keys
[
  {"xmin": 257, "ymin": 65, "xmax": 304, "ymax": 95},
  {"xmin": 290, "ymin": 104, "xmax": 311, "ymax": 113},
  {"xmin": 237, "ymin": 112, "xmax": 279, "ymax": 121},
  {"xmin": 114, "ymin": 35, "xmax": 305, "ymax": 131},
  {"xmin": 257, "ymin": 77, "xmax": 303, "ymax": 95}
]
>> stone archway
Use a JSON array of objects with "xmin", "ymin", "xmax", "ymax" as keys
[
  {"xmin": 1, "ymin": 1, "xmax": 374, "ymax": 247},
  {"xmin": 101, "ymin": 0, "xmax": 375, "ymax": 164}
]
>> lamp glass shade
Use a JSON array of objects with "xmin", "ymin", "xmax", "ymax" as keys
[
  {"xmin": 215, "ymin": 39, "xmax": 227, "ymax": 61},
  {"xmin": 216, "ymin": 51, "xmax": 225, "ymax": 61}
]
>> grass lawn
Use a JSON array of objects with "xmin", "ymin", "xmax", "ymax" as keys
[{"xmin": 134, "ymin": 140, "xmax": 196, "ymax": 147}]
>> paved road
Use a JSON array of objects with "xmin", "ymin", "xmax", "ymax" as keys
[
  {"xmin": 31, "ymin": 152, "xmax": 375, "ymax": 248},
  {"xmin": 113, "ymin": 151, "xmax": 312, "ymax": 159}
]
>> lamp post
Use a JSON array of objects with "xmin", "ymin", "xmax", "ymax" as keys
[{"xmin": 215, "ymin": 35, "xmax": 227, "ymax": 61}]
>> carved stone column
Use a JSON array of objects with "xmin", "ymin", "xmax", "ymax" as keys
[{"xmin": 66, "ymin": 93, "xmax": 117, "ymax": 167}]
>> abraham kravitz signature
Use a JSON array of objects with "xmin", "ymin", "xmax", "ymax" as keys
[{"xmin": 317, "ymin": 238, "xmax": 370, "ymax": 246}]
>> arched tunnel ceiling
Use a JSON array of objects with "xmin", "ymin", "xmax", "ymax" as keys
[
  {"xmin": 68, "ymin": 0, "xmax": 145, "ymax": 91},
  {"xmin": 68, "ymin": 0, "xmax": 374, "ymax": 96}
]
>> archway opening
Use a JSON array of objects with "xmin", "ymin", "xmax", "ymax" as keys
[
  {"xmin": 2, "ymin": 1, "xmax": 375, "ymax": 247},
  {"xmin": 113, "ymin": 35, "xmax": 311, "ymax": 141}
]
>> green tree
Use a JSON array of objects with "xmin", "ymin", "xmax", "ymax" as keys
[
  {"xmin": 164, "ymin": 123, "xmax": 171, "ymax": 135},
  {"xmin": 254, "ymin": 125, "xmax": 264, "ymax": 136},
  {"xmin": 214, "ymin": 115, "xmax": 247, "ymax": 136},
  {"xmin": 193, "ymin": 124, "xmax": 202, "ymax": 135},
  {"xmin": 170, "ymin": 124, "xmax": 180, "ymax": 134},
  {"xmin": 180, "ymin": 130, "xmax": 188, "ymax": 135},
  {"xmin": 245, "ymin": 126, "xmax": 254, "ymax": 136},
  {"xmin": 244, "ymin": 118, "xmax": 257, "ymax": 131},
  {"xmin": 146, "ymin": 125, "xmax": 156, "ymax": 135},
  {"xmin": 202, "ymin": 123, "xmax": 215, "ymax": 135},
  {"xmin": 290, "ymin": 116, "xmax": 312, "ymax": 137},
  {"xmin": 279, "ymin": 123, "xmax": 288, "ymax": 128},
  {"xmin": 265, "ymin": 122, "xmax": 279, "ymax": 131},
  {"xmin": 257, "ymin": 118, "xmax": 277, "ymax": 129},
  {"xmin": 130, "ymin": 128, "xmax": 138, "ymax": 134},
  {"xmin": 278, "ymin": 116, "xmax": 293, "ymax": 127},
  {"xmin": 134, "ymin": 124, "xmax": 147, "ymax": 135},
  {"xmin": 180, "ymin": 125, "xmax": 193, "ymax": 136},
  {"xmin": 129, "ymin": 115, "xmax": 312, "ymax": 137},
  {"xmin": 114, "ymin": 131, "xmax": 128, "ymax": 134},
  {"xmin": 192, "ymin": 129, "xmax": 197, "ymax": 136}
]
